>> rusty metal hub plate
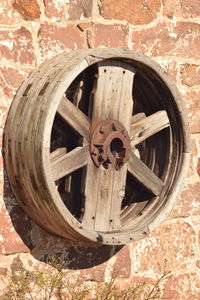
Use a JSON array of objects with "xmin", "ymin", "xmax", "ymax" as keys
[{"xmin": 90, "ymin": 120, "xmax": 131, "ymax": 170}]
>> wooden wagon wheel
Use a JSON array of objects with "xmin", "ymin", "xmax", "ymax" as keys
[{"xmin": 5, "ymin": 49, "xmax": 190, "ymax": 245}]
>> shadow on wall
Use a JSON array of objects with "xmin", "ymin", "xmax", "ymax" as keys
[{"xmin": 2, "ymin": 169, "xmax": 122, "ymax": 269}]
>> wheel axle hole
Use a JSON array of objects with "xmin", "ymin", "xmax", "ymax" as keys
[{"xmin": 110, "ymin": 138, "xmax": 124, "ymax": 157}]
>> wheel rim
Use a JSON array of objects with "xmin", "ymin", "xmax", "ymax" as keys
[{"xmin": 5, "ymin": 48, "xmax": 190, "ymax": 245}]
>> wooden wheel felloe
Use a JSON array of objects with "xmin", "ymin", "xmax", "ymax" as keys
[{"xmin": 5, "ymin": 49, "xmax": 190, "ymax": 245}]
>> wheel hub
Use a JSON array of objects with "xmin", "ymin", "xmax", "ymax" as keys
[{"xmin": 90, "ymin": 120, "xmax": 131, "ymax": 170}]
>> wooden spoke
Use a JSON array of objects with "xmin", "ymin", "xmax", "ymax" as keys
[
  {"xmin": 51, "ymin": 145, "xmax": 89, "ymax": 181},
  {"xmin": 82, "ymin": 60, "xmax": 136, "ymax": 232},
  {"xmin": 131, "ymin": 112, "xmax": 146, "ymax": 123},
  {"xmin": 57, "ymin": 97, "xmax": 90, "ymax": 141},
  {"xmin": 50, "ymin": 147, "xmax": 67, "ymax": 162},
  {"xmin": 130, "ymin": 110, "xmax": 170, "ymax": 146},
  {"xmin": 128, "ymin": 151, "xmax": 164, "ymax": 196}
]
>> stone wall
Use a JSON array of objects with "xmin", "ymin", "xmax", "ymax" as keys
[{"xmin": 0, "ymin": 0, "xmax": 200, "ymax": 298}]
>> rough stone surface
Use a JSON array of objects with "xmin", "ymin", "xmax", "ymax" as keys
[
  {"xmin": 1, "ymin": 67, "xmax": 25, "ymax": 89},
  {"xmin": 162, "ymin": 0, "xmax": 200, "ymax": 19},
  {"xmin": 155, "ymin": 60, "xmax": 177, "ymax": 81},
  {"xmin": 68, "ymin": 0, "xmax": 93, "ymax": 20},
  {"xmin": 78, "ymin": 262, "xmax": 107, "ymax": 282},
  {"xmin": 0, "ymin": 205, "xmax": 30, "ymax": 255},
  {"xmin": 187, "ymin": 138, "xmax": 199, "ymax": 177},
  {"xmin": 180, "ymin": 64, "xmax": 200, "ymax": 87},
  {"xmin": 180, "ymin": 0, "xmax": 200, "ymax": 18},
  {"xmin": 170, "ymin": 182, "xmax": 200, "ymax": 218},
  {"xmin": 132, "ymin": 22, "xmax": 200, "ymax": 59},
  {"xmin": 44, "ymin": 0, "xmax": 93, "ymax": 21},
  {"xmin": 44, "ymin": 0, "xmax": 65, "ymax": 20},
  {"xmin": 162, "ymin": 0, "xmax": 181, "ymax": 18},
  {"xmin": 91, "ymin": 24, "xmax": 129, "ymax": 48},
  {"xmin": 0, "ymin": 66, "xmax": 27, "ymax": 105},
  {"xmin": 162, "ymin": 273, "xmax": 200, "ymax": 300},
  {"xmin": 183, "ymin": 90, "xmax": 200, "ymax": 133},
  {"xmin": 112, "ymin": 245, "xmax": 131, "ymax": 278},
  {"xmin": 13, "ymin": 0, "xmax": 40, "ymax": 20},
  {"xmin": 0, "ymin": 0, "xmax": 22, "ymax": 24},
  {"xmin": 99, "ymin": 0, "xmax": 161, "ymax": 25},
  {"xmin": 0, "ymin": 27, "xmax": 35, "ymax": 65},
  {"xmin": 39, "ymin": 23, "xmax": 85, "ymax": 59},
  {"xmin": 130, "ymin": 221, "xmax": 196, "ymax": 273}
]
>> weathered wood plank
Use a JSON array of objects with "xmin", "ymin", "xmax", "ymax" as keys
[
  {"xmin": 50, "ymin": 147, "xmax": 67, "ymax": 162},
  {"xmin": 128, "ymin": 151, "xmax": 164, "ymax": 196},
  {"xmin": 130, "ymin": 110, "xmax": 170, "ymax": 146},
  {"xmin": 51, "ymin": 145, "xmax": 89, "ymax": 181},
  {"xmin": 131, "ymin": 112, "xmax": 146, "ymax": 123},
  {"xmin": 57, "ymin": 97, "xmax": 90, "ymax": 141},
  {"xmin": 82, "ymin": 60, "xmax": 135, "ymax": 232}
]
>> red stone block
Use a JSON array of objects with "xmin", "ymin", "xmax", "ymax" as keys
[
  {"xmin": 68, "ymin": 0, "xmax": 93, "ymax": 20},
  {"xmin": 115, "ymin": 274, "xmax": 156, "ymax": 290},
  {"xmin": 44, "ymin": 0, "xmax": 64, "ymax": 20},
  {"xmin": 0, "ymin": 75, "xmax": 14, "ymax": 101},
  {"xmin": 112, "ymin": 245, "xmax": 131, "ymax": 278},
  {"xmin": 183, "ymin": 90, "xmax": 200, "ymax": 134},
  {"xmin": 162, "ymin": 0, "xmax": 200, "ymax": 19},
  {"xmin": 132, "ymin": 22, "xmax": 174, "ymax": 56},
  {"xmin": 0, "ymin": 27, "xmax": 35, "ymax": 65},
  {"xmin": 0, "ymin": 67, "xmax": 27, "ymax": 109},
  {"xmin": 170, "ymin": 182, "xmax": 200, "ymax": 218},
  {"xmin": 44, "ymin": 0, "xmax": 93, "ymax": 20},
  {"xmin": 132, "ymin": 22, "xmax": 200, "ymax": 59},
  {"xmin": 13, "ymin": 0, "xmax": 40, "ymax": 20},
  {"xmin": 187, "ymin": 138, "xmax": 199, "ymax": 177},
  {"xmin": 0, "ymin": 0, "xmax": 22, "ymax": 25},
  {"xmin": 155, "ymin": 60, "xmax": 177, "ymax": 81},
  {"xmin": 39, "ymin": 23, "xmax": 85, "ymax": 59},
  {"xmin": 92, "ymin": 24, "xmax": 129, "ymax": 48},
  {"xmin": 0, "ymin": 206, "xmax": 30, "ymax": 255},
  {"xmin": 180, "ymin": 64, "xmax": 200, "ymax": 87},
  {"xmin": 170, "ymin": 22, "xmax": 200, "ymax": 60},
  {"xmin": 162, "ymin": 0, "xmax": 181, "ymax": 18},
  {"xmin": 99, "ymin": 0, "xmax": 161, "ymax": 25},
  {"xmin": 161, "ymin": 273, "xmax": 200, "ymax": 300},
  {"xmin": 131, "ymin": 221, "xmax": 195, "ymax": 273},
  {"xmin": 1, "ymin": 67, "xmax": 25, "ymax": 89},
  {"xmin": 78, "ymin": 262, "xmax": 107, "ymax": 282},
  {"xmin": 181, "ymin": 0, "xmax": 200, "ymax": 18}
]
